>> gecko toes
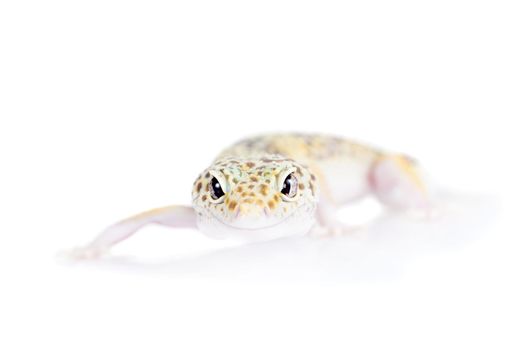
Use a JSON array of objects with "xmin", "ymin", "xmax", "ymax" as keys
[{"xmin": 57, "ymin": 245, "xmax": 109, "ymax": 261}]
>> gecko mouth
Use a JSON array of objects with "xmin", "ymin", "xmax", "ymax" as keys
[{"xmin": 210, "ymin": 204, "xmax": 311, "ymax": 232}]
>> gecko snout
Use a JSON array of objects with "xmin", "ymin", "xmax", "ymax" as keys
[
  {"xmin": 230, "ymin": 200, "xmax": 279, "ymax": 230},
  {"xmin": 234, "ymin": 200, "xmax": 268, "ymax": 219}
]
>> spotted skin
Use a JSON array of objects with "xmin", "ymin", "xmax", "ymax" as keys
[
  {"xmin": 66, "ymin": 133, "xmax": 432, "ymax": 259},
  {"xmin": 191, "ymin": 154, "xmax": 318, "ymax": 239}
]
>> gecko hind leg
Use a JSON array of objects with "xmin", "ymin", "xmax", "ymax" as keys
[{"xmin": 369, "ymin": 154, "xmax": 436, "ymax": 216}]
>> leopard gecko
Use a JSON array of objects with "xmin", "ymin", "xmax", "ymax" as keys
[{"xmin": 68, "ymin": 133, "xmax": 432, "ymax": 259}]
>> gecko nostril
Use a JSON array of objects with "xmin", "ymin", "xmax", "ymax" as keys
[
  {"xmin": 233, "ymin": 203, "xmax": 247, "ymax": 218},
  {"xmin": 234, "ymin": 203, "xmax": 250, "ymax": 218},
  {"xmin": 234, "ymin": 206, "xmax": 242, "ymax": 219}
]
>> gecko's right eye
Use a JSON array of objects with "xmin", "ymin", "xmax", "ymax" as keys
[
  {"xmin": 209, "ymin": 177, "xmax": 225, "ymax": 200},
  {"xmin": 281, "ymin": 173, "xmax": 298, "ymax": 199}
]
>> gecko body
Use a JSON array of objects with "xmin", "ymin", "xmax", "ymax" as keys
[{"xmin": 69, "ymin": 133, "xmax": 431, "ymax": 259}]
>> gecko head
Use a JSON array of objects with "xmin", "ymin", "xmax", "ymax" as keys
[{"xmin": 191, "ymin": 155, "xmax": 319, "ymax": 241}]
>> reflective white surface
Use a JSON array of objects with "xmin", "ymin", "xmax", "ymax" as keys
[
  {"xmin": 1, "ymin": 0, "xmax": 523, "ymax": 348},
  {"xmin": 79, "ymin": 191, "xmax": 498, "ymax": 283}
]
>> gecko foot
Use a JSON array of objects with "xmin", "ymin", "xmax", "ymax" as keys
[
  {"xmin": 400, "ymin": 201, "xmax": 444, "ymax": 221},
  {"xmin": 57, "ymin": 245, "xmax": 110, "ymax": 261}
]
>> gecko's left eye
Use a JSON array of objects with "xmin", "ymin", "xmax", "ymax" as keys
[
  {"xmin": 209, "ymin": 177, "xmax": 225, "ymax": 200},
  {"xmin": 281, "ymin": 173, "xmax": 298, "ymax": 198}
]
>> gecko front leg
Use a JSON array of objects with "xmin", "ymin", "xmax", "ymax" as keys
[
  {"xmin": 310, "ymin": 200, "xmax": 363, "ymax": 238},
  {"xmin": 64, "ymin": 205, "xmax": 196, "ymax": 260}
]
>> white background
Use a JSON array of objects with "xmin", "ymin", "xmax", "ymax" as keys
[{"xmin": 1, "ymin": 0, "xmax": 524, "ymax": 349}]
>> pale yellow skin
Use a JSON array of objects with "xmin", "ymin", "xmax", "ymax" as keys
[
  {"xmin": 191, "ymin": 154, "xmax": 319, "ymax": 241},
  {"xmin": 67, "ymin": 133, "xmax": 431, "ymax": 259}
]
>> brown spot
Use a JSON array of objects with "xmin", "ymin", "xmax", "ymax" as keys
[
  {"xmin": 233, "ymin": 178, "xmax": 239, "ymax": 184},
  {"xmin": 236, "ymin": 186, "xmax": 243, "ymax": 193},
  {"xmin": 205, "ymin": 172, "xmax": 211, "ymax": 178},
  {"xmin": 257, "ymin": 171, "xmax": 263, "ymax": 176},
  {"xmin": 260, "ymin": 184, "xmax": 269, "ymax": 196},
  {"xmin": 267, "ymin": 200, "xmax": 276, "ymax": 210},
  {"xmin": 296, "ymin": 168, "xmax": 303, "ymax": 176},
  {"xmin": 241, "ymin": 192, "xmax": 248, "ymax": 197},
  {"xmin": 196, "ymin": 182, "xmax": 202, "ymax": 192},
  {"xmin": 246, "ymin": 162, "xmax": 255, "ymax": 168},
  {"xmin": 249, "ymin": 192, "xmax": 256, "ymax": 197},
  {"xmin": 309, "ymin": 181, "xmax": 315, "ymax": 195},
  {"xmin": 201, "ymin": 195, "xmax": 207, "ymax": 201},
  {"xmin": 228, "ymin": 200, "xmax": 237, "ymax": 211},
  {"xmin": 298, "ymin": 183, "xmax": 305, "ymax": 190},
  {"xmin": 273, "ymin": 194, "xmax": 280, "ymax": 202},
  {"xmin": 311, "ymin": 174, "xmax": 316, "ymax": 181},
  {"xmin": 248, "ymin": 184, "xmax": 255, "ymax": 189},
  {"xmin": 244, "ymin": 198, "xmax": 254, "ymax": 204},
  {"xmin": 256, "ymin": 199, "xmax": 264, "ymax": 207},
  {"xmin": 265, "ymin": 179, "xmax": 271, "ymax": 184},
  {"xmin": 250, "ymin": 175, "xmax": 258, "ymax": 182}
]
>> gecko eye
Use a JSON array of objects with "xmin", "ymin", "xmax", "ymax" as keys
[
  {"xmin": 281, "ymin": 173, "xmax": 298, "ymax": 198},
  {"xmin": 209, "ymin": 177, "xmax": 225, "ymax": 200}
]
